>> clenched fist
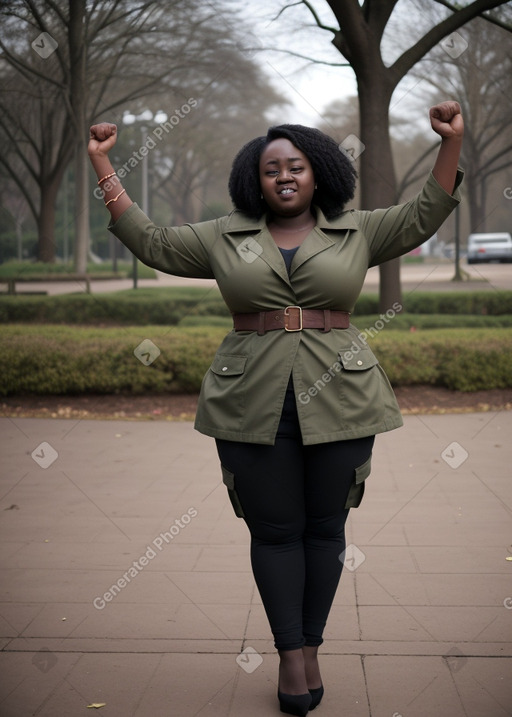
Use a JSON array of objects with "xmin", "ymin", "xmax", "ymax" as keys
[
  {"xmin": 429, "ymin": 101, "xmax": 464, "ymax": 139},
  {"xmin": 88, "ymin": 123, "xmax": 118, "ymax": 156}
]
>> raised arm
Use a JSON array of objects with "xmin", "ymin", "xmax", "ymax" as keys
[
  {"xmin": 88, "ymin": 123, "xmax": 133, "ymax": 222},
  {"xmin": 429, "ymin": 100, "xmax": 464, "ymax": 195}
]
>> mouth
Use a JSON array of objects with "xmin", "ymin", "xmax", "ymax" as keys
[{"xmin": 278, "ymin": 187, "xmax": 295, "ymax": 195}]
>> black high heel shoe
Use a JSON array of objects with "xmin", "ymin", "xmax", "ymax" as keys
[
  {"xmin": 308, "ymin": 685, "xmax": 324, "ymax": 710},
  {"xmin": 277, "ymin": 689, "xmax": 313, "ymax": 716}
]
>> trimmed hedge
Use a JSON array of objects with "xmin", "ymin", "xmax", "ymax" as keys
[
  {"xmin": 0, "ymin": 287, "xmax": 228, "ymax": 325},
  {"xmin": 1, "ymin": 325, "xmax": 511, "ymax": 396},
  {"xmin": 371, "ymin": 330, "xmax": 512, "ymax": 391},
  {"xmin": 354, "ymin": 291, "xmax": 512, "ymax": 316},
  {"xmin": 1, "ymin": 325, "xmax": 222, "ymax": 396},
  {"xmin": 1, "ymin": 288, "xmax": 512, "ymax": 325},
  {"xmin": 0, "ymin": 259, "xmax": 156, "ymax": 279}
]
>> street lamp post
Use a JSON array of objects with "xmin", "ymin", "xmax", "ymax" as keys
[{"xmin": 122, "ymin": 109, "xmax": 167, "ymax": 289}]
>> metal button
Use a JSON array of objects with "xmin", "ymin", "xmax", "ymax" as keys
[
  {"xmin": 222, "ymin": 366, "xmax": 228, "ymax": 371},
  {"xmin": 357, "ymin": 360, "xmax": 363, "ymax": 366}
]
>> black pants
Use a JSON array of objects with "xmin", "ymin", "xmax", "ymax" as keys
[{"xmin": 216, "ymin": 381, "xmax": 374, "ymax": 651}]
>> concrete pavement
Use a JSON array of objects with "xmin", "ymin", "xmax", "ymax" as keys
[
  {"xmin": 0, "ymin": 411, "xmax": 511, "ymax": 716},
  {"xmin": 2, "ymin": 261, "xmax": 512, "ymax": 295}
]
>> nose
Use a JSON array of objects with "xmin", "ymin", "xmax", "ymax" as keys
[{"xmin": 276, "ymin": 169, "xmax": 292, "ymax": 183}]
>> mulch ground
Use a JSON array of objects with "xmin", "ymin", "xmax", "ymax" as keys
[{"xmin": 2, "ymin": 386, "xmax": 511, "ymax": 421}]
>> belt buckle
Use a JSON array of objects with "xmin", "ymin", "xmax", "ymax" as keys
[{"xmin": 284, "ymin": 305, "xmax": 303, "ymax": 331}]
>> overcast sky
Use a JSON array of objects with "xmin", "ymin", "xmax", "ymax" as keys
[
  {"xmin": 231, "ymin": 0, "xmax": 455, "ymax": 134},
  {"xmin": 232, "ymin": 1, "xmax": 358, "ymax": 126}
]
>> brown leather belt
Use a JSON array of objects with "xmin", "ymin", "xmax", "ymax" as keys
[{"xmin": 232, "ymin": 306, "xmax": 350, "ymax": 335}]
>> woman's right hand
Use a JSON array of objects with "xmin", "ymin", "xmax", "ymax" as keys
[{"xmin": 88, "ymin": 123, "xmax": 118, "ymax": 157}]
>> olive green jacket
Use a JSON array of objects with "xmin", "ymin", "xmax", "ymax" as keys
[{"xmin": 109, "ymin": 170, "xmax": 463, "ymax": 446}]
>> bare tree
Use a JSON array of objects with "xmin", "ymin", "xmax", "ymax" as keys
[
  {"xmin": 276, "ymin": 0, "xmax": 511, "ymax": 311},
  {"xmin": 0, "ymin": 0, "xmax": 269, "ymax": 269},
  {"xmin": 148, "ymin": 73, "xmax": 285, "ymax": 225},
  {"xmin": 412, "ymin": 17, "xmax": 512, "ymax": 232}
]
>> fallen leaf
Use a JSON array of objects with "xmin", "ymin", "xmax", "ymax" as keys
[{"xmin": 87, "ymin": 704, "xmax": 107, "ymax": 709}]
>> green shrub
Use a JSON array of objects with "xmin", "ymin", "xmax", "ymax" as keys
[
  {"xmin": 370, "ymin": 329, "xmax": 512, "ymax": 390},
  {"xmin": 3, "ymin": 288, "xmax": 512, "ymax": 325},
  {"xmin": 0, "ymin": 259, "xmax": 155, "ymax": 279},
  {"xmin": 0, "ymin": 325, "xmax": 224, "ymax": 396},
  {"xmin": 1, "ymin": 325, "xmax": 511, "ymax": 396},
  {"xmin": 352, "ymin": 314, "xmax": 512, "ymax": 331},
  {"xmin": 401, "ymin": 291, "xmax": 512, "ymax": 315},
  {"xmin": 0, "ymin": 287, "xmax": 230, "ymax": 325}
]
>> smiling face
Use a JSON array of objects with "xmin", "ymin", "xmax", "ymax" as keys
[{"xmin": 259, "ymin": 138, "xmax": 316, "ymax": 220}]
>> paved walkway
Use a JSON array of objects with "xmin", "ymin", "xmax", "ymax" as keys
[
  {"xmin": 0, "ymin": 411, "xmax": 511, "ymax": 716},
  {"xmin": 3, "ymin": 261, "xmax": 512, "ymax": 295}
]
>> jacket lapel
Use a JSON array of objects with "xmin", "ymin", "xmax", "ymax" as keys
[
  {"xmin": 290, "ymin": 207, "xmax": 360, "ymax": 275},
  {"xmin": 223, "ymin": 206, "xmax": 360, "ymax": 284},
  {"xmin": 223, "ymin": 211, "xmax": 292, "ymax": 287}
]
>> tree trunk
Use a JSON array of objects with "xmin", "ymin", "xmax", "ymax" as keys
[
  {"xmin": 357, "ymin": 79, "xmax": 403, "ymax": 314},
  {"xmin": 37, "ymin": 181, "xmax": 60, "ymax": 263}
]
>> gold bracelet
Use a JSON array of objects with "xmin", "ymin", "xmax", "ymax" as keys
[
  {"xmin": 105, "ymin": 189, "xmax": 126, "ymax": 206},
  {"xmin": 98, "ymin": 171, "xmax": 117, "ymax": 185}
]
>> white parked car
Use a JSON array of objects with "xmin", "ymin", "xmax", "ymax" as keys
[{"xmin": 467, "ymin": 232, "xmax": 512, "ymax": 264}]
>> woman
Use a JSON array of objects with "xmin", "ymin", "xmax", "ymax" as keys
[{"xmin": 88, "ymin": 101, "xmax": 463, "ymax": 715}]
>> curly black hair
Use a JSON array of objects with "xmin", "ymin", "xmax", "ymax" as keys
[{"xmin": 228, "ymin": 124, "xmax": 357, "ymax": 220}]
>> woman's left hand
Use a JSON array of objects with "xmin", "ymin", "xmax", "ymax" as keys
[{"xmin": 429, "ymin": 101, "xmax": 464, "ymax": 139}]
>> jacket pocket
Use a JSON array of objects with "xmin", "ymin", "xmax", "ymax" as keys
[
  {"xmin": 338, "ymin": 345, "xmax": 379, "ymax": 371},
  {"xmin": 337, "ymin": 345, "xmax": 383, "ymax": 426},
  {"xmin": 221, "ymin": 465, "xmax": 245, "ymax": 518},
  {"xmin": 210, "ymin": 354, "xmax": 248, "ymax": 376},
  {"xmin": 345, "ymin": 454, "xmax": 372, "ymax": 508},
  {"xmin": 203, "ymin": 353, "xmax": 249, "ymax": 427}
]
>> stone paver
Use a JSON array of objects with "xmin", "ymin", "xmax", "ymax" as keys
[{"xmin": 0, "ymin": 411, "xmax": 511, "ymax": 716}]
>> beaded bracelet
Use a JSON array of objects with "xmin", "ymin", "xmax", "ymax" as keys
[{"xmin": 105, "ymin": 189, "xmax": 126, "ymax": 206}]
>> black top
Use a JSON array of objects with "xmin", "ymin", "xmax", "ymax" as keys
[{"xmin": 279, "ymin": 246, "xmax": 300, "ymax": 275}]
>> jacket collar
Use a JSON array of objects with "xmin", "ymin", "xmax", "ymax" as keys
[{"xmin": 223, "ymin": 206, "xmax": 358, "ymax": 287}]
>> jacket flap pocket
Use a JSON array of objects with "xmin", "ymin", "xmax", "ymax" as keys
[
  {"xmin": 338, "ymin": 346, "xmax": 379, "ymax": 371},
  {"xmin": 221, "ymin": 465, "xmax": 235, "ymax": 489},
  {"xmin": 354, "ymin": 454, "xmax": 372, "ymax": 484},
  {"xmin": 221, "ymin": 465, "xmax": 245, "ymax": 518},
  {"xmin": 345, "ymin": 455, "xmax": 372, "ymax": 509},
  {"xmin": 211, "ymin": 354, "xmax": 247, "ymax": 376}
]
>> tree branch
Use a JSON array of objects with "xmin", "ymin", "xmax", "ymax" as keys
[
  {"xmin": 275, "ymin": 0, "xmax": 338, "ymax": 33},
  {"xmin": 261, "ymin": 46, "xmax": 350, "ymax": 66},
  {"xmin": 433, "ymin": 0, "xmax": 512, "ymax": 31},
  {"xmin": 390, "ymin": 0, "xmax": 510, "ymax": 85}
]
